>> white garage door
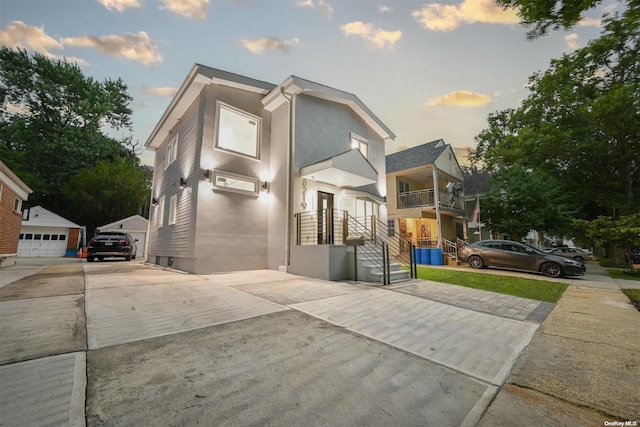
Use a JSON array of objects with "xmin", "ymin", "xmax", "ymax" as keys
[
  {"xmin": 17, "ymin": 226, "xmax": 69, "ymax": 257},
  {"xmin": 129, "ymin": 231, "xmax": 146, "ymax": 258}
]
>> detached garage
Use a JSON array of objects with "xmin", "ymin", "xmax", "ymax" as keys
[
  {"xmin": 98, "ymin": 215, "xmax": 149, "ymax": 259},
  {"xmin": 18, "ymin": 206, "xmax": 81, "ymax": 257}
]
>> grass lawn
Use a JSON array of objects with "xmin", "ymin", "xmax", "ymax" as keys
[
  {"xmin": 416, "ymin": 267, "xmax": 568, "ymax": 303},
  {"xmin": 622, "ymin": 289, "xmax": 640, "ymax": 312},
  {"xmin": 608, "ymin": 269, "xmax": 640, "ymax": 281}
]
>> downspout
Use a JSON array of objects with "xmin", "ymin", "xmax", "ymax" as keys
[{"xmin": 281, "ymin": 87, "xmax": 294, "ymax": 267}]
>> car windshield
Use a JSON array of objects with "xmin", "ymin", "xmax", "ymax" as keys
[{"xmin": 522, "ymin": 243, "xmax": 546, "ymax": 255}]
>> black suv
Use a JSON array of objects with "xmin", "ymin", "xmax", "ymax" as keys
[{"xmin": 87, "ymin": 231, "xmax": 138, "ymax": 262}]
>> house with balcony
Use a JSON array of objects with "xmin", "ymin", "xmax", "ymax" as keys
[
  {"xmin": 385, "ymin": 140, "xmax": 466, "ymax": 263},
  {"xmin": 145, "ymin": 64, "xmax": 412, "ymax": 282}
]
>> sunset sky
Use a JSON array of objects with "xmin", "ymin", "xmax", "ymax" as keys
[{"xmin": 1, "ymin": 0, "xmax": 615, "ymax": 165}]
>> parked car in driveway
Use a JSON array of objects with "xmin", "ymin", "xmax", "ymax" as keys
[
  {"xmin": 87, "ymin": 231, "xmax": 137, "ymax": 262},
  {"xmin": 544, "ymin": 247, "xmax": 593, "ymax": 262},
  {"xmin": 458, "ymin": 240, "xmax": 585, "ymax": 278}
]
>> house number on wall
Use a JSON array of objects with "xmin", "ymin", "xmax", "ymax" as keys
[{"xmin": 301, "ymin": 179, "xmax": 307, "ymax": 209}]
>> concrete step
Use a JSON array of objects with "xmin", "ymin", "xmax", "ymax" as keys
[{"xmin": 371, "ymin": 269, "xmax": 412, "ymax": 284}]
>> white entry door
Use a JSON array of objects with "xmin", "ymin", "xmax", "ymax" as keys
[{"xmin": 18, "ymin": 226, "xmax": 69, "ymax": 257}]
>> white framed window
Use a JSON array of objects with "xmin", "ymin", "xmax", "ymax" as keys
[
  {"xmin": 157, "ymin": 195, "xmax": 166, "ymax": 227},
  {"xmin": 13, "ymin": 198, "xmax": 21, "ymax": 212},
  {"xmin": 168, "ymin": 195, "xmax": 177, "ymax": 225},
  {"xmin": 351, "ymin": 133, "xmax": 369, "ymax": 160},
  {"xmin": 165, "ymin": 134, "xmax": 178, "ymax": 169},
  {"xmin": 212, "ymin": 170, "xmax": 259, "ymax": 196},
  {"xmin": 215, "ymin": 103, "xmax": 261, "ymax": 159}
]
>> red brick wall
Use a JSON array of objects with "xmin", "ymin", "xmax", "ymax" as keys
[{"xmin": 0, "ymin": 182, "xmax": 23, "ymax": 255}]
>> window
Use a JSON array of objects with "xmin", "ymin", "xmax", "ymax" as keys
[
  {"xmin": 165, "ymin": 134, "xmax": 178, "ymax": 168},
  {"xmin": 51, "ymin": 234, "xmax": 59, "ymax": 241},
  {"xmin": 212, "ymin": 170, "xmax": 259, "ymax": 196},
  {"xmin": 157, "ymin": 196, "xmax": 166, "ymax": 227},
  {"xmin": 25, "ymin": 234, "xmax": 33, "ymax": 240},
  {"xmin": 43, "ymin": 234, "xmax": 51, "ymax": 240},
  {"xmin": 399, "ymin": 181, "xmax": 410, "ymax": 193},
  {"xmin": 59, "ymin": 234, "xmax": 66, "ymax": 241},
  {"xmin": 387, "ymin": 219, "xmax": 395, "ymax": 237},
  {"xmin": 19, "ymin": 233, "xmax": 24, "ymax": 239},
  {"xmin": 168, "ymin": 195, "xmax": 177, "ymax": 225},
  {"xmin": 34, "ymin": 234, "xmax": 42, "ymax": 240},
  {"xmin": 351, "ymin": 134, "xmax": 369, "ymax": 159},
  {"xmin": 13, "ymin": 198, "xmax": 21, "ymax": 212},
  {"xmin": 216, "ymin": 103, "xmax": 261, "ymax": 158}
]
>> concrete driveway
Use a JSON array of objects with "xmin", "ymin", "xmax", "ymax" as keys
[{"xmin": 1, "ymin": 258, "xmax": 637, "ymax": 426}]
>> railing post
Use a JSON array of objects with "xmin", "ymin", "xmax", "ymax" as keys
[
  {"xmin": 325, "ymin": 208, "xmax": 333, "ymax": 244},
  {"xmin": 343, "ymin": 210, "xmax": 349, "ymax": 240},
  {"xmin": 295, "ymin": 213, "xmax": 301, "ymax": 245},
  {"xmin": 371, "ymin": 215, "xmax": 377, "ymax": 244}
]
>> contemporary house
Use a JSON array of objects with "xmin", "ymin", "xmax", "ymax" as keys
[
  {"xmin": 385, "ymin": 140, "xmax": 466, "ymax": 263},
  {"xmin": 0, "ymin": 160, "xmax": 32, "ymax": 267},
  {"xmin": 145, "ymin": 65, "xmax": 406, "ymax": 281},
  {"xmin": 98, "ymin": 215, "xmax": 149, "ymax": 259},
  {"xmin": 17, "ymin": 206, "xmax": 82, "ymax": 258}
]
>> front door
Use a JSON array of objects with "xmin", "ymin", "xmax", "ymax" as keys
[{"xmin": 317, "ymin": 191, "xmax": 334, "ymax": 244}]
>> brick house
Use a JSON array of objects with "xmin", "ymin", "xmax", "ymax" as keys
[{"xmin": 0, "ymin": 160, "xmax": 32, "ymax": 267}]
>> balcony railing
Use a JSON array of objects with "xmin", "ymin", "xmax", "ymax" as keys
[{"xmin": 398, "ymin": 189, "xmax": 464, "ymax": 210}]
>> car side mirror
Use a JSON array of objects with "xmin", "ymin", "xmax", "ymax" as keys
[{"xmin": 526, "ymin": 249, "xmax": 534, "ymax": 254}]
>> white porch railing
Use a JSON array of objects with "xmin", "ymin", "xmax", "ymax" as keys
[{"xmin": 398, "ymin": 189, "xmax": 464, "ymax": 210}]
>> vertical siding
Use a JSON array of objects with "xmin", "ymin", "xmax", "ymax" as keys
[
  {"xmin": 0, "ymin": 183, "xmax": 22, "ymax": 254},
  {"xmin": 148, "ymin": 94, "xmax": 200, "ymax": 259}
]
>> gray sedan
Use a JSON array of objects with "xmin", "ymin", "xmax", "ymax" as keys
[{"xmin": 458, "ymin": 240, "xmax": 586, "ymax": 278}]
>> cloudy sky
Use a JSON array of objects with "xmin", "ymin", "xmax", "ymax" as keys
[{"xmin": 1, "ymin": 0, "xmax": 614, "ymax": 165}]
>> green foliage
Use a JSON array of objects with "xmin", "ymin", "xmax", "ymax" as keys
[
  {"xmin": 496, "ymin": 0, "xmax": 616, "ymax": 39},
  {"xmin": 0, "ymin": 47, "xmax": 138, "ymax": 218},
  {"xmin": 474, "ymin": 6, "xmax": 640, "ymax": 232},
  {"xmin": 62, "ymin": 160, "xmax": 149, "ymax": 237},
  {"xmin": 480, "ymin": 166, "xmax": 574, "ymax": 241},
  {"xmin": 574, "ymin": 213, "xmax": 640, "ymax": 268},
  {"xmin": 417, "ymin": 267, "xmax": 568, "ymax": 302}
]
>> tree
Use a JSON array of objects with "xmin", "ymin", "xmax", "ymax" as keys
[
  {"xmin": 496, "ymin": 0, "xmax": 628, "ymax": 39},
  {"xmin": 0, "ymin": 47, "xmax": 135, "ymax": 217},
  {"xmin": 62, "ymin": 160, "xmax": 150, "ymax": 237},
  {"xmin": 474, "ymin": 6, "xmax": 640, "ymax": 223},
  {"xmin": 480, "ymin": 166, "xmax": 575, "ymax": 241},
  {"xmin": 574, "ymin": 213, "xmax": 640, "ymax": 269}
]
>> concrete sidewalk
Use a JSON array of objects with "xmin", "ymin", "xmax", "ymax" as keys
[{"xmin": 0, "ymin": 257, "xmax": 638, "ymax": 426}]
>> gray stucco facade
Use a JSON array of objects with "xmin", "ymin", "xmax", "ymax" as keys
[{"xmin": 145, "ymin": 65, "xmax": 394, "ymax": 279}]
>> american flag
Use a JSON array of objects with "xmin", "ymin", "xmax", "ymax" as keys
[{"xmin": 471, "ymin": 197, "xmax": 480, "ymax": 223}]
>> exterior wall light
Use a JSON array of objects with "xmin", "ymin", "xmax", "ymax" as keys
[
  {"xmin": 179, "ymin": 177, "xmax": 187, "ymax": 189},
  {"xmin": 203, "ymin": 169, "xmax": 212, "ymax": 182},
  {"xmin": 152, "ymin": 197, "xmax": 159, "ymax": 206},
  {"xmin": 261, "ymin": 181, "xmax": 269, "ymax": 192}
]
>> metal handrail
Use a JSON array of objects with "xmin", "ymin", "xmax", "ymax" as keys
[
  {"xmin": 373, "ymin": 217, "xmax": 417, "ymax": 278},
  {"xmin": 398, "ymin": 188, "xmax": 465, "ymax": 210}
]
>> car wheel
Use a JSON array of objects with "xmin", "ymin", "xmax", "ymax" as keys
[
  {"xmin": 125, "ymin": 255, "xmax": 131, "ymax": 261},
  {"xmin": 87, "ymin": 256, "xmax": 95, "ymax": 262},
  {"xmin": 98, "ymin": 257, "xmax": 104, "ymax": 261},
  {"xmin": 132, "ymin": 254, "xmax": 136, "ymax": 260},
  {"xmin": 468, "ymin": 255, "xmax": 484, "ymax": 269},
  {"xmin": 573, "ymin": 256, "xmax": 583, "ymax": 262},
  {"xmin": 541, "ymin": 262, "xmax": 562, "ymax": 278}
]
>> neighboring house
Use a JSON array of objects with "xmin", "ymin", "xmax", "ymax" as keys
[
  {"xmin": 385, "ymin": 140, "xmax": 466, "ymax": 262},
  {"xmin": 98, "ymin": 215, "xmax": 149, "ymax": 259},
  {"xmin": 18, "ymin": 206, "xmax": 82, "ymax": 257},
  {"xmin": 0, "ymin": 161, "xmax": 32, "ymax": 267},
  {"xmin": 463, "ymin": 168, "xmax": 491, "ymax": 242},
  {"xmin": 144, "ymin": 64, "xmax": 395, "ymax": 280}
]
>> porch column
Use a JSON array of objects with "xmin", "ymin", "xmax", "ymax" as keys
[{"xmin": 433, "ymin": 168, "xmax": 443, "ymax": 248}]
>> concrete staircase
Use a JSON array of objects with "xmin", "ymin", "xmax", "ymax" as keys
[{"xmin": 354, "ymin": 245, "xmax": 411, "ymax": 284}]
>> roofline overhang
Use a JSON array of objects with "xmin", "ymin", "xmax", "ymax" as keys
[
  {"xmin": 262, "ymin": 76, "xmax": 395, "ymax": 143},
  {"xmin": 145, "ymin": 65, "xmax": 276, "ymax": 150},
  {"xmin": 0, "ymin": 160, "xmax": 33, "ymax": 199}
]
